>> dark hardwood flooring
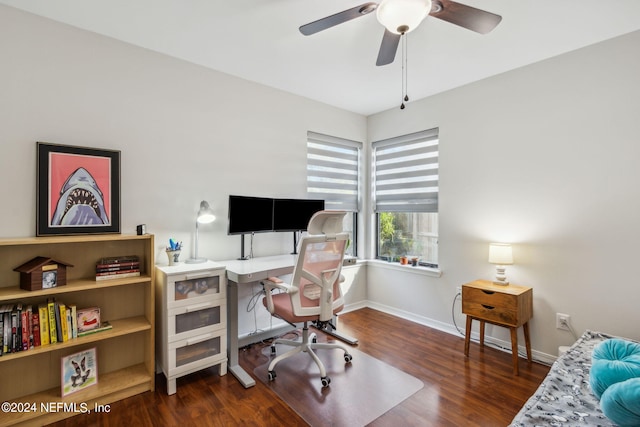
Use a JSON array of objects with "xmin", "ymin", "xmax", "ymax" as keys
[{"xmin": 49, "ymin": 307, "xmax": 550, "ymax": 426}]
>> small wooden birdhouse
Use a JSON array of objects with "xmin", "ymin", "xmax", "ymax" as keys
[{"xmin": 13, "ymin": 256, "xmax": 74, "ymax": 291}]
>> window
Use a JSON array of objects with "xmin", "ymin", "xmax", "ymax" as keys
[
  {"xmin": 373, "ymin": 129, "xmax": 439, "ymax": 266},
  {"xmin": 307, "ymin": 131, "xmax": 362, "ymax": 256}
]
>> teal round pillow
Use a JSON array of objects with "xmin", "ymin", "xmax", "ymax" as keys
[
  {"xmin": 590, "ymin": 339, "xmax": 640, "ymax": 399},
  {"xmin": 600, "ymin": 377, "xmax": 640, "ymax": 426}
]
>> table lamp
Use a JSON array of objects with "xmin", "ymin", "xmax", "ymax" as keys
[
  {"xmin": 186, "ymin": 200, "xmax": 216, "ymax": 264},
  {"xmin": 488, "ymin": 243, "xmax": 513, "ymax": 285}
]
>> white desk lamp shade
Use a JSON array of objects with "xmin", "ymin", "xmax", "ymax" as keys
[
  {"xmin": 376, "ymin": 0, "xmax": 432, "ymax": 34},
  {"xmin": 488, "ymin": 243, "xmax": 513, "ymax": 285},
  {"xmin": 196, "ymin": 201, "xmax": 216, "ymax": 224},
  {"xmin": 186, "ymin": 200, "xmax": 216, "ymax": 264}
]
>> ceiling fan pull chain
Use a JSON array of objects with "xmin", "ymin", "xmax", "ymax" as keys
[
  {"xmin": 404, "ymin": 33, "xmax": 409, "ymax": 103},
  {"xmin": 400, "ymin": 33, "xmax": 408, "ymax": 110}
]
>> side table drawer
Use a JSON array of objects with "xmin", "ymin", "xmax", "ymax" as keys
[
  {"xmin": 462, "ymin": 287, "xmax": 517, "ymax": 326},
  {"xmin": 169, "ymin": 270, "xmax": 225, "ymax": 308},
  {"xmin": 168, "ymin": 302, "xmax": 226, "ymax": 340},
  {"xmin": 168, "ymin": 330, "xmax": 227, "ymax": 377}
]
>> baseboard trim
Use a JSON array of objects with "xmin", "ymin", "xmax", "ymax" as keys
[{"xmin": 362, "ymin": 300, "xmax": 556, "ymax": 366}]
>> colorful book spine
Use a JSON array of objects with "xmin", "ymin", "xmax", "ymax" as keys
[
  {"xmin": 77, "ymin": 321, "xmax": 112, "ymax": 337},
  {"xmin": 56, "ymin": 303, "xmax": 65, "ymax": 342},
  {"xmin": 47, "ymin": 299, "xmax": 57, "ymax": 344},
  {"xmin": 3, "ymin": 311, "xmax": 9, "ymax": 354},
  {"xmin": 11, "ymin": 309, "xmax": 18, "ymax": 352},
  {"xmin": 96, "ymin": 261, "xmax": 140, "ymax": 271},
  {"xmin": 31, "ymin": 306, "xmax": 40, "ymax": 347},
  {"xmin": 95, "ymin": 270, "xmax": 141, "ymax": 281},
  {"xmin": 68, "ymin": 304, "xmax": 78, "ymax": 339},
  {"xmin": 97, "ymin": 255, "xmax": 139, "ymax": 265},
  {"xmin": 0, "ymin": 309, "xmax": 3, "ymax": 355},
  {"xmin": 38, "ymin": 304, "xmax": 50, "ymax": 346},
  {"xmin": 59, "ymin": 304, "xmax": 69, "ymax": 342}
]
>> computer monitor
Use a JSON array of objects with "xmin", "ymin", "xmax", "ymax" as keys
[
  {"xmin": 273, "ymin": 198, "xmax": 325, "ymax": 232},
  {"xmin": 227, "ymin": 195, "xmax": 274, "ymax": 235}
]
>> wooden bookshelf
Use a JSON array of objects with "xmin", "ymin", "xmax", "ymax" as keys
[{"xmin": 0, "ymin": 234, "xmax": 155, "ymax": 427}]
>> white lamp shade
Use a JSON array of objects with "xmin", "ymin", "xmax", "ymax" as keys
[
  {"xmin": 376, "ymin": 0, "xmax": 432, "ymax": 34},
  {"xmin": 488, "ymin": 243, "xmax": 513, "ymax": 265},
  {"xmin": 196, "ymin": 200, "xmax": 216, "ymax": 224}
]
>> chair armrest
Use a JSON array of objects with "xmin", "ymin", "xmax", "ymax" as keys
[
  {"xmin": 262, "ymin": 276, "xmax": 292, "ymax": 292},
  {"xmin": 261, "ymin": 277, "xmax": 294, "ymax": 314}
]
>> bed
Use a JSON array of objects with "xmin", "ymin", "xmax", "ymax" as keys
[{"xmin": 510, "ymin": 330, "xmax": 640, "ymax": 426}]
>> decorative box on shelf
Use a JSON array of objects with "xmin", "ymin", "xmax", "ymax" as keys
[{"xmin": 13, "ymin": 256, "xmax": 74, "ymax": 291}]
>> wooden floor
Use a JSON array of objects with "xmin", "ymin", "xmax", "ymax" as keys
[{"xmin": 49, "ymin": 308, "xmax": 550, "ymax": 426}]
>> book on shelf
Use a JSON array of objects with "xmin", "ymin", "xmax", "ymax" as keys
[
  {"xmin": 38, "ymin": 304, "xmax": 50, "ymax": 346},
  {"xmin": 95, "ymin": 270, "xmax": 140, "ymax": 281},
  {"xmin": 0, "ymin": 305, "xmax": 7, "ymax": 356},
  {"xmin": 77, "ymin": 307, "xmax": 100, "ymax": 333},
  {"xmin": 48, "ymin": 299, "xmax": 57, "ymax": 344},
  {"xmin": 69, "ymin": 304, "xmax": 78, "ymax": 339},
  {"xmin": 59, "ymin": 304, "xmax": 69, "ymax": 342},
  {"xmin": 31, "ymin": 306, "xmax": 39, "ymax": 348},
  {"xmin": 95, "ymin": 261, "xmax": 140, "ymax": 272},
  {"xmin": 11, "ymin": 309, "xmax": 18, "ymax": 352},
  {"xmin": 96, "ymin": 255, "xmax": 139, "ymax": 266},
  {"xmin": 61, "ymin": 347, "xmax": 98, "ymax": 396},
  {"xmin": 77, "ymin": 321, "xmax": 112, "ymax": 337}
]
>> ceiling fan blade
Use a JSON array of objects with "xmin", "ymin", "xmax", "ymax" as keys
[
  {"xmin": 430, "ymin": 0, "xmax": 502, "ymax": 34},
  {"xmin": 299, "ymin": 2, "xmax": 378, "ymax": 36},
  {"xmin": 376, "ymin": 29, "xmax": 401, "ymax": 66}
]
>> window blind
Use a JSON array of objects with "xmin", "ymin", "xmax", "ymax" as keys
[
  {"xmin": 307, "ymin": 131, "xmax": 362, "ymax": 212},
  {"xmin": 373, "ymin": 128, "xmax": 439, "ymax": 213}
]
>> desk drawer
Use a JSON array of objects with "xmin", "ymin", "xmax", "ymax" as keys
[
  {"xmin": 168, "ymin": 330, "xmax": 227, "ymax": 377},
  {"xmin": 168, "ymin": 271, "xmax": 225, "ymax": 308},
  {"xmin": 168, "ymin": 302, "xmax": 226, "ymax": 340}
]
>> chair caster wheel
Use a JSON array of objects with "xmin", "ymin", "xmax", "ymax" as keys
[
  {"xmin": 344, "ymin": 353, "xmax": 353, "ymax": 363},
  {"xmin": 321, "ymin": 376, "xmax": 331, "ymax": 387},
  {"xmin": 268, "ymin": 371, "xmax": 276, "ymax": 381}
]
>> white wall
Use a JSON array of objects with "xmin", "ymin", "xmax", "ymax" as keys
[
  {"xmin": 4, "ymin": 4, "xmax": 640, "ymax": 359},
  {"xmin": 0, "ymin": 5, "xmax": 367, "ymax": 338},
  {"xmin": 367, "ymin": 30, "xmax": 640, "ymax": 357}
]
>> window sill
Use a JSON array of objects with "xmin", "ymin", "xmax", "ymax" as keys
[{"xmin": 365, "ymin": 259, "xmax": 442, "ymax": 277}]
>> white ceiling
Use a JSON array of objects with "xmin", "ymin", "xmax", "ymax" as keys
[{"xmin": 3, "ymin": 0, "xmax": 640, "ymax": 116}]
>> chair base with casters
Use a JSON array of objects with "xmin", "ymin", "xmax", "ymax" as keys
[{"xmin": 268, "ymin": 321, "xmax": 353, "ymax": 388}]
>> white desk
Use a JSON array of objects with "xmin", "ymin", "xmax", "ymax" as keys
[
  {"xmin": 220, "ymin": 254, "xmax": 357, "ymax": 388},
  {"xmin": 221, "ymin": 254, "xmax": 297, "ymax": 388}
]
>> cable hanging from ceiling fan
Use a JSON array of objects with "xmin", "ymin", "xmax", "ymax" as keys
[{"xmin": 400, "ymin": 32, "xmax": 409, "ymax": 110}]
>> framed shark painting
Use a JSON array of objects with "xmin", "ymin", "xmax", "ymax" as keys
[{"xmin": 36, "ymin": 142, "xmax": 121, "ymax": 236}]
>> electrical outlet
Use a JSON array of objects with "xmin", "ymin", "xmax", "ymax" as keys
[
  {"xmin": 556, "ymin": 313, "xmax": 571, "ymax": 331},
  {"xmin": 456, "ymin": 286, "xmax": 462, "ymax": 295}
]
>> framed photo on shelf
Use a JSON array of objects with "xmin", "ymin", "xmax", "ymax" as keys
[
  {"xmin": 61, "ymin": 347, "xmax": 98, "ymax": 397},
  {"xmin": 36, "ymin": 142, "xmax": 121, "ymax": 236}
]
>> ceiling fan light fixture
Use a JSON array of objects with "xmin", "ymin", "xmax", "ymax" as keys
[{"xmin": 376, "ymin": 0, "xmax": 432, "ymax": 35}]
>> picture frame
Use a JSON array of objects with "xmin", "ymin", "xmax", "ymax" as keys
[
  {"xmin": 61, "ymin": 347, "xmax": 98, "ymax": 397},
  {"xmin": 37, "ymin": 142, "xmax": 121, "ymax": 236}
]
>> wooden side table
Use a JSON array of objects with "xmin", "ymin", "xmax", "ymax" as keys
[{"xmin": 462, "ymin": 279, "xmax": 533, "ymax": 375}]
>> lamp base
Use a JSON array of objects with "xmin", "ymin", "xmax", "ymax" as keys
[
  {"xmin": 493, "ymin": 265, "xmax": 509, "ymax": 285},
  {"xmin": 185, "ymin": 257, "xmax": 207, "ymax": 264}
]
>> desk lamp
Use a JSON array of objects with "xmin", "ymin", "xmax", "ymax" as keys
[
  {"xmin": 488, "ymin": 243, "xmax": 513, "ymax": 285},
  {"xmin": 186, "ymin": 200, "xmax": 216, "ymax": 264}
]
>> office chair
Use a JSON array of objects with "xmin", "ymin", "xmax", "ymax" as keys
[{"xmin": 262, "ymin": 210, "xmax": 353, "ymax": 387}]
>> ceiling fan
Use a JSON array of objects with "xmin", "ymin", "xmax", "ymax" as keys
[{"xmin": 300, "ymin": 0, "xmax": 502, "ymax": 66}]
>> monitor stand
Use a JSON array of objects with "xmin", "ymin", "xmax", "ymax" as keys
[
  {"xmin": 238, "ymin": 233, "xmax": 250, "ymax": 260},
  {"xmin": 291, "ymin": 231, "xmax": 299, "ymax": 255}
]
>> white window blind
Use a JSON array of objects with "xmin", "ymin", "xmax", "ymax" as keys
[
  {"xmin": 373, "ymin": 128, "xmax": 439, "ymax": 213},
  {"xmin": 307, "ymin": 131, "xmax": 362, "ymax": 212}
]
